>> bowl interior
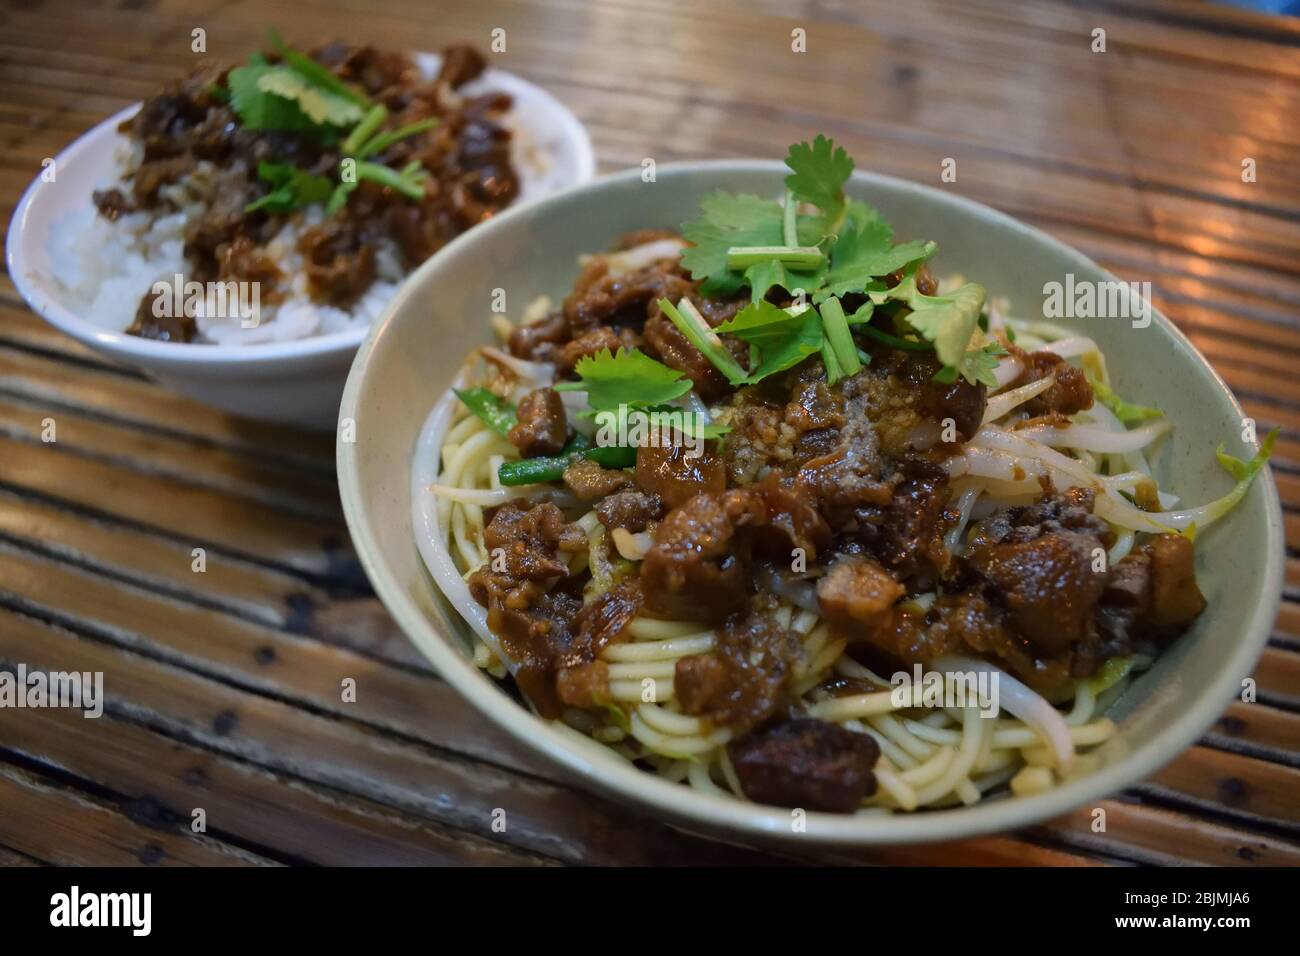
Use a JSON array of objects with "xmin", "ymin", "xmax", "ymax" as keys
[{"xmin": 338, "ymin": 162, "xmax": 1282, "ymax": 845}]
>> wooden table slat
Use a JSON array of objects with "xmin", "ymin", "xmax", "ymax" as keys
[{"xmin": 0, "ymin": 0, "xmax": 1296, "ymax": 866}]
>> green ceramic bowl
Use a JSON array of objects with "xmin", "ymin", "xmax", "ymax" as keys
[{"xmin": 337, "ymin": 162, "xmax": 1282, "ymax": 847}]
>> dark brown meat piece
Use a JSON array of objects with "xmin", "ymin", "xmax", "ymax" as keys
[
  {"xmin": 434, "ymin": 44, "xmax": 487, "ymax": 89},
  {"xmin": 1008, "ymin": 345, "xmax": 1094, "ymax": 415},
  {"xmin": 969, "ymin": 530, "xmax": 1108, "ymax": 655},
  {"xmin": 635, "ymin": 443, "xmax": 727, "ymax": 510},
  {"xmin": 132, "ymin": 155, "xmax": 194, "ymax": 207},
  {"xmin": 508, "ymin": 311, "xmax": 570, "ymax": 363},
  {"xmin": 563, "ymin": 458, "xmax": 632, "ymax": 500},
  {"xmin": 747, "ymin": 475, "xmax": 832, "ymax": 561},
  {"xmin": 312, "ymin": 44, "xmax": 417, "ymax": 97},
  {"xmin": 92, "ymin": 188, "xmax": 132, "ymax": 222},
  {"xmin": 728, "ymin": 718, "xmax": 880, "ymax": 813},
  {"xmin": 571, "ymin": 580, "xmax": 642, "ymax": 661},
  {"xmin": 859, "ymin": 458, "xmax": 952, "ymax": 578},
  {"xmin": 453, "ymin": 114, "xmax": 520, "ymax": 215},
  {"xmin": 817, "ymin": 556, "xmax": 904, "ymax": 636},
  {"xmin": 127, "ymin": 288, "xmax": 196, "ymax": 343},
  {"xmin": 595, "ymin": 490, "xmax": 665, "ymax": 532},
  {"xmin": 216, "ymin": 235, "xmax": 282, "ymax": 292},
  {"xmin": 556, "ymin": 660, "xmax": 610, "ymax": 709},
  {"xmin": 1142, "ymin": 533, "xmax": 1206, "ymax": 632},
  {"xmin": 640, "ymin": 491, "xmax": 761, "ymax": 621},
  {"xmin": 557, "ymin": 327, "xmax": 643, "ymax": 371},
  {"xmin": 508, "ymin": 388, "xmax": 568, "ymax": 458},
  {"xmin": 967, "ymin": 486, "xmax": 1109, "ymax": 550},
  {"xmin": 673, "ymin": 606, "xmax": 801, "ymax": 734},
  {"xmin": 466, "ymin": 503, "xmax": 591, "ymax": 716},
  {"xmin": 297, "ymin": 218, "xmax": 377, "ymax": 308},
  {"xmin": 183, "ymin": 167, "xmax": 260, "ymax": 282},
  {"xmin": 564, "ymin": 260, "xmax": 693, "ymax": 334}
]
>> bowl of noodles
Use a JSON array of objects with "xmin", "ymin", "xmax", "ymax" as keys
[{"xmin": 337, "ymin": 140, "xmax": 1282, "ymax": 845}]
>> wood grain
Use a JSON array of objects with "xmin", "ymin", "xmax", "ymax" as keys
[{"xmin": 0, "ymin": 0, "xmax": 1296, "ymax": 866}]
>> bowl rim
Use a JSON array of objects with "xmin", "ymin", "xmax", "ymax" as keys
[
  {"xmin": 5, "ymin": 60, "xmax": 595, "ymax": 369},
  {"xmin": 337, "ymin": 159, "xmax": 1284, "ymax": 846}
]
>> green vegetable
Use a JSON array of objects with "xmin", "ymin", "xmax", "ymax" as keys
[
  {"xmin": 744, "ymin": 259, "xmax": 787, "ymax": 304},
  {"xmin": 244, "ymin": 162, "xmax": 334, "ymax": 214},
  {"xmin": 268, "ymin": 29, "xmax": 370, "ymax": 108},
  {"xmin": 353, "ymin": 118, "xmax": 439, "ymax": 160},
  {"xmin": 254, "ymin": 67, "xmax": 366, "ymax": 127},
  {"xmin": 354, "ymin": 160, "xmax": 429, "ymax": 200},
  {"xmin": 656, "ymin": 298, "xmax": 748, "ymax": 385},
  {"xmin": 596, "ymin": 403, "xmax": 730, "ymax": 440},
  {"xmin": 498, "ymin": 444, "xmax": 637, "ymax": 486},
  {"xmin": 817, "ymin": 297, "xmax": 861, "ymax": 377},
  {"xmin": 1217, "ymin": 430, "xmax": 1277, "ymax": 483},
  {"xmin": 553, "ymin": 347, "xmax": 692, "ymax": 413},
  {"xmin": 227, "ymin": 34, "xmax": 368, "ymax": 132},
  {"xmin": 872, "ymin": 272, "xmax": 988, "ymax": 384},
  {"xmin": 1087, "ymin": 656, "xmax": 1136, "ymax": 695},
  {"xmin": 454, "ymin": 388, "xmax": 517, "ymax": 438},
  {"xmin": 781, "ymin": 188, "xmax": 799, "ymax": 247},
  {"xmin": 673, "ymin": 136, "xmax": 993, "ymax": 390},
  {"xmin": 341, "ymin": 104, "xmax": 389, "ymax": 155},
  {"xmin": 1177, "ymin": 429, "xmax": 1279, "ymax": 533},
  {"xmin": 817, "ymin": 213, "xmax": 935, "ymax": 301},
  {"xmin": 850, "ymin": 303, "xmax": 933, "ymax": 353},
  {"xmin": 932, "ymin": 343, "xmax": 1008, "ymax": 389},
  {"xmin": 1086, "ymin": 373, "xmax": 1163, "ymax": 425},
  {"xmin": 227, "ymin": 62, "xmax": 327, "ymax": 132},
  {"xmin": 726, "ymin": 244, "xmax": 825, "ymax": 271},
  {"xmin": 784, "ymin": 134, "xmax": 853, "ymax": 234},
  {"xmin": 680, "ymin": 193, "xmax": 784, "ymax": 295},
  {"xmin": 715, "ymin": 300, "xmax": 823, "ymax": 384}
]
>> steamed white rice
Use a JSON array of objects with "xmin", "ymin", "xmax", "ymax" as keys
[{"xmin": 49, "ymin": 142, "xmax": 401, "ymax": 345}]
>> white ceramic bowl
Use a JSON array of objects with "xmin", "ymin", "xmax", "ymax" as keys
[
  {"xmin": 338, "ymin": 161, "xmax": 1283, "ymax": 847},
  {"xmin": 6, "ymin": 54, "xmax": 594, "ymax": 430}
]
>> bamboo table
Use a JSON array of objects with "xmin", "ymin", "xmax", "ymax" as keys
[{"xmin": 0, "ymin": 0, "xmax": 1297, "ymax": 866}]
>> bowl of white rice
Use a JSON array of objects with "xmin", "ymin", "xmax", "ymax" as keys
[{"xmin": 6, "ymin": 49, "xmax": 593, "ymax": 430}]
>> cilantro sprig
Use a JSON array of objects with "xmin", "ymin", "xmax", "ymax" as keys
[
  {"xmin": 555, "ymin": 347, "xmax": 693, "ymax": 412},
  {"xmin": 554, "ymin": 348, "xmax": 729, "ymax": 440},
  {"xmin": 231, "ymin": 32, "xmax": 436, "ymax": 217},
  {"xmin": 676, "ymin": 136, "xmax": 993, "ymax": 388}
]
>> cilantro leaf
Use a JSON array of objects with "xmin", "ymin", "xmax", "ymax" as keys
[
  {"xmin": 244, "ymin": 161, "xmax": 333, "ymax": 214},
  {"xmin": 744, "ymin": 260, "xmax": 787, "ymax": 303},
  {"xmin": 785, "ymin": 135, "xmax": 854, "ymax": 227},
  {"xmin": 227, "ymin": 63, "xmax": 324, "ymax": 132},
  {"xmin": 554, "ymin": 348, "xmax": 692, "ymax": 412},
  {"xmin": 603, "ymin": 403, "xmax": 731, "ymax": 440},
  {"xmin": 932, "ymin": 343, "xmax": 1007, "ymax": 389},
  {"xmin": 817, "ymin": 212, "xmax": 936, "ymax": 301},
  {"xmin": 680, "ymin": 192, "xmax": 783, "ymax": 294},
  {"xmin": 880, "ymin": 274, "xmax": 987, "ymax": 369},
  {"xmin": 255, "ymin": 67, "xmax": 366, "ymax": 127},
  {"xmin": 268, "ymin": 29, "xmax": 369, "ymax": 108},
  {"xmin": 716, "ymin": 300, "xmax": 823, "ymax": 384},
  {"xmin": 226, "ymin": 35, "xmax": 367, "ymax": 132}
]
